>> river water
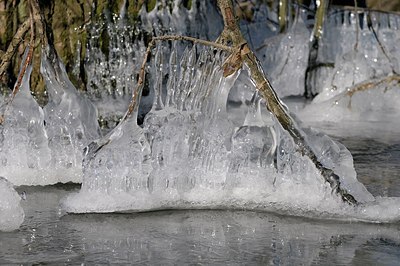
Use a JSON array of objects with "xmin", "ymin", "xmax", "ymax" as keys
[{"xmin": 0, "ymin": 135, "xmax": 400, "ymax": 265}]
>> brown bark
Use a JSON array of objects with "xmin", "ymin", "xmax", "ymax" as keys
[{"xmin": 0, "ymin": 19, "xmax": 30, "ymax": 83}]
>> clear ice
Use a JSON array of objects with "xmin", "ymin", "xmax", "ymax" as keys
[
  {"xmin": 41, "ymin": 46, "xmax": 101, "ymax": 183},
  {"xmin": 0, "ymin": 48, "xmax": 51, "ymax": 185},
  {"xmin": 0, "ymin": 176, "xmax": 24, "ymax": 231},
  {"xmin": 84, "ymin": 0, "xmax": 223, "ymax": 130},
  {"xmin": 61, "ymin": 43, "xmax": 400, "ymax": 223},
  {"xmin": 258, "ymin": 8, "xmax": 310, "ymax": 97},
  {"xmin": 0, "ymin": 45, "xmax": 101, "ymax": 186}
]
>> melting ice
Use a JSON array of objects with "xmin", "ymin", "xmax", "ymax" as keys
[{"xmin": 62, "ymin": 43, "xmax": 400, "ymax": 223}]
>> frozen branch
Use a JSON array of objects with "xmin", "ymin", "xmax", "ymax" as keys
[{"xmin": 216, "ymin": 0, "xmax": 357, "ymax": 205}]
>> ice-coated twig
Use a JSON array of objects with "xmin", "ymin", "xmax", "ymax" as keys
[
  {"xmin": 344, "ymin": 74, "xmax": 400, "ymax": 108},
  {"xmin": 0, "ymin": 1, "xmax": 35, "ymax": 125},
  {"xmin": 366, "ymin": 12, "xmax": 398, "ymax": 75},
  {"xmin": 216, "ymin": 0, "xmax": 358, "ymax": 205}
]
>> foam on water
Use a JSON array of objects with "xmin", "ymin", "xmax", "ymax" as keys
[
  {"xmin": 61, "ymin": 44, "xmax": 400, "ymax": 223},
  {"xmin": 0, "ymin": 177, "xmax": 24, "ymax": 231}
]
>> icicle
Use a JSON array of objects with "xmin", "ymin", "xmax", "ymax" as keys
[
  {"xmin": 243, "ymin": 91, "xmax": 264, "ymax": 127},
  {"xmin": 175, "ymin": 46, "xmax": 190, "ymax": 110},
  {"xmin": 166, "ymin": 42, "xmax": 178, "ymax": 109},
  {"xmin": 188, "ymin": 48, "xmax": 209, "ymax": 110},
  {"xmin": 182, "ymin": 44, "xmax": 197, "ymax": 111},
  {"xmin": 42, "ymin": 45, "xmax": 101, "ymax": 183},
  {"xmin": 151, "ymin": 44, "xmax": 165, "ymax": 111}
]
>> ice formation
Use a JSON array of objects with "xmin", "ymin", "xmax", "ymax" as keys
[
  {"xmin": 310, "ymin": 9, "xmax": 400, "ymax": 99},
  {"xmin": 84, "ymin": 0, "xmax": 223, "ymax": 130},
  {"xmin": 0, "ymin": 46, "xmax": 100, "ymax": 186},
  {"xmin": 0, "ymin": 176, "xmax": 24, "ymax": 231},
  {"xmin": 0, "ymin": 48, "xmax": 52, "ymax": 185},
  {"xmin": 259, "ymin": 8, "xmax": 310, "ymax": 97},
  {"xmin": 290, "ymin": 9, "xmax": 400, "ymax": 129},
  {"xmin": 41, "ymin": 46, "xmax": 101, "ymax": 183},
  {"xmin": 61, "ymin": 44, "xmax": 400, "ymax": 223}
]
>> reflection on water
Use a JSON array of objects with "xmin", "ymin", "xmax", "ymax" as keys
[{"xmin": 1, "ymin": 138, "xmax": 400, "ymax": 264}]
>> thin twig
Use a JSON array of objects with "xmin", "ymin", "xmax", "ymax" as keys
[
  {"xmin": 153, "ymin": 35, "xmax": 233, "ymax": 52},
  {"xmin": 30, "ymin": 0, "xmax": 48, "ymax": 47},
  {"xmin": 0, "ymin": 20, "xmax": 30, "ymax": 82},
  {"xmin": 347, "ymin": 74, "xmax": 400, "ymax": 98}
]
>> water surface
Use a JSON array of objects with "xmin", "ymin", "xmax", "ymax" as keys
[{"xmin": 1, "ymin": 137, "xmax": 400, "ymax": 265}]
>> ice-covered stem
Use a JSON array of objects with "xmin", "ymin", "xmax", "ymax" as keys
[
  {"xmin": 366, "ymin": 12, "xmax": 398, "ymax": 75},
  {"xmin": 346, "ymin": 74, "xmax": 400, "ymax": 104},
  {"xmin": 304, "ymin": 0, "xmax": 329, "ymax": 98},
  {"xmin": 216, "ymin": 0, "xmax": 357, "ymax": 205},
  {"xmin": 0, "ymin": 1, "xmax": 35, "ymax": 125}
]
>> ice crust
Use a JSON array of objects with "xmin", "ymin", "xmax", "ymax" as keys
[
  {"xmin": 0, "ymin": 177, "xmax": 24, "ymax": 231},
  {"xmin": 61, "ymin": 44, "xmax": 400, "ymax": 223}
]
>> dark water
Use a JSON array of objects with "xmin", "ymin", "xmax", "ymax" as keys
[{"xmin": 1, "ymin": 138, "xmax": 400, "ymax": 265}]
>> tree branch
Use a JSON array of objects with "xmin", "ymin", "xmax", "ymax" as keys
[
  {"xmin": 216, "ymin": 0, "xmax": 357, "ymax": 205},
  {"xmin": 0, "ymin": 20, "xmax": 30, "ymax": 82}
]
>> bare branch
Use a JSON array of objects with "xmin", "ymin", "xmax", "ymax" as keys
[{"xmin": 0, "ymin": 20, "xmax": 30, "ymax": 82}]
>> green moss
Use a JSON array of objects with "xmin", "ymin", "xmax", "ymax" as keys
[
  {"xmin": 146, "ymin": 0, "xmax": 157, "ymax": 12},
  {"xmin": 182, "ymin": 0, "xmax": 192, "ymax": 10},
  {"xmin": 127, "ymin": 0, "xmax": 144, "ymax": 22},
  {"xmin": 99, "ymin": 27, "xmax": 110, "ymax": 61}
]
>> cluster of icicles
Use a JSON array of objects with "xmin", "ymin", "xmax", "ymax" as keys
[
  {"xmin": 0, "ymin": 46, "xmax": 100, "ymax": 186},
  {"xmin": 1, "ymin": 43, "xmax": 400, "ymax": 228},
  {"xmin": 64, "ymin": 43, "xmax": 400, "ymax": 223}
]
